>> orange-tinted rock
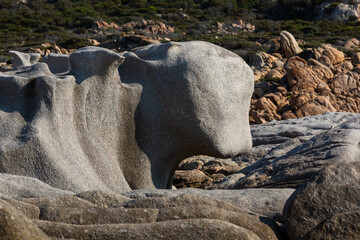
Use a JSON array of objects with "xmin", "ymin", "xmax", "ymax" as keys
[
  {"xmin": 285, "ymin": 57, "xmax": 322, "ymax": 91},
  {"xmin": 280, "ymin": 31, "xmax": 303, "ymax": 58},
  {"xmin": 313, "ymin": 44, "xmax": 345, "ymax": 66},
  {"xmin": 329, "ymin": 72, "xmax": 358, "ymax": 95}
]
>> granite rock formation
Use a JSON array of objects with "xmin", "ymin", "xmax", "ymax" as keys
[{"xmin": 0, "ymin": 41, "xmax": 253, "ymax": 194}]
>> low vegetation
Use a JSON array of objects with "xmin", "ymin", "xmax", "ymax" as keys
[{"xmin": 1, "ymin": 0, "xmax": 360, "ymax": 62}]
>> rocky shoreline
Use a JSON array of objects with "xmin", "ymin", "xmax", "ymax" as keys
[{"xmin": 0, "ymin": 40, "xmax": 359, "ymax": 239}]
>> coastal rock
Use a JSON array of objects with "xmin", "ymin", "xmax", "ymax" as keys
[
  {"xmin": 9, "ymin": 51, "xmax": 40, "ymax": 68},
  {"xmin": 0, "ymin": 174, "xmax": 73, "ymax": 198},
  {"xmin": 305, "ymin": 211, "xmax": 360, "ymax": 240},
  {"xmin": 344, "ymin": 38, "xmax": 359, "ymax": 49},
  {"xmin": 37, "ymin": 218, "xmax": 261, "ymax": 240},
  {"xmin": 0, "ymin": 42, "xmax": 253, "ymax": 194},
  {"xmin": 92, "ymin": 20, "xmax": 120, "ymax": 31},
  {"xmin": 41, "ymin": 53, "xmax": 70, "ymax": 74},
  {"xmin": 39, "ymin": 205, "xmax": 159, "ymax": 224},
  {"xmin": 173, "ymin": 170, "xmax": 212, "ymax": 189},
  {"xmin": 285, "ymin": 57, "xmax": 327, "ymax": 91},
  {"xmin": 122, "ymin": 19, "xmax": 175, "ymax": 35},
  {"xmin": 280, "ymin": 31, "xmax": 303, "ymax": 58},
  {"xmin": 75, "ymin": 190, "xmax": 132, "ymax": 208},
  {"xmin": 123, "ymin": 188, "xmax": 294, "ymax": 220},
  {"xmin": 119, "ymin": 41, "xmax": 253, "ymax": 189},
  {"xmin": 156, "ymin": 205, "xmax": 283, "ymax": 240},
  {"xmin": 283, "ymin": 162, "xmax": 360, "ymax": 240},
  {"xmin": 331, "ymin": 3, "xmax": 360, "ymax": 21},
  {"xmin": 313, "ymin": 44, "xmax": 345, "ymax": 66},
  {"xmin": 328, "ymin": 72, "xmax": 358, "ymax": 95},
  {"xmin": 230, "ymin": 112, "xmax": 360, "ymax": 188}
]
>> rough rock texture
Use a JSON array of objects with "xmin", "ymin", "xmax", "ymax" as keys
[
  {"xmin": 0, "ymin": 199, "xmax": 50, "ymax": 240},
  {"xmin": 75, "ymin": 190, "xmax": 132, "ymax": 208},
  {"xmin": 305, "ymin": 211, "xmax": 360, "ymax": 240},
  {"xmin": 41, "ymin": 53, "xmax": 70, "ymax": 74},
  {"xmin": 283, "ymin": 162, "xmax": 360, "ymax": 240},
  {"xmin": 124, "ymin": 193, "xmax": 284, "ymax": 240},
  {"xmin": 122, "ymin": 19, "xmax": 175, "ymax": 35},
  {"xmin": 123, "ymin": 188, "xmax": 294, "ymax": 220},
  {"xmin": 331, "ymin": 3, "xmax": 360, "ymax": 21},
  {"xmin": 37, "ymin": 218, "xmax": 261, "ymax": 240},
  {"xmin": 156, "ymin": 205, "xmax": 284, "ymax": 240},
  {"xmin": 316, "ymin": 2, "xmax": 360, "ymax": 21},
  {"xmin": 216, "ymin": 19, "xmax": 256, "ymax": 34},
  {"xmin": 220, "ymin": 112, "xmax": 360, "ymax": 189},
  {"xmin": 0, "ymin": 187, "xmax": 290, "ymax": 239},
  {"xmin": 173, "ymin": 155, "xmax": 246, "ymax": 189},
  {"xmin": 0, "ymin": 174, "xmax": 73, "ymax": 198},
  {"xmin": 0, "ymin": 42, "xmax": 253, "ymax": 193},
  {"xmin": 9, "ymin": 51, "xmax": 40, "ymax": 68},
  {"xmin": 39, "ymin": 205, "xmax": 159, "ymax": 224},
  {"xmin": 173, "ymin": 170, "xmax": 212, "ymax": 188}
]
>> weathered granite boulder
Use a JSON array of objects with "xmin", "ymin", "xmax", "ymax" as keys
[
  {"xmin": 225, "ymin": 112, "xmax": 360, "ymax": 189},
  {"xmin": 0, "ymin": 42, "xmax": 253, "ymax": 194},
  {"xmin": 9, "ymin": 51, "xmax": 40, "ymax": 68},
  {"xmin": 280, "ymin": 31, "xmax": 303, "ymax": 58},
  {"xmin": 119, "ymin": 41, "xmax": 253, "ymax": 189},
  {"xmin": 283, "ymin": 162, "xmax": 360, "ymax": 240}
]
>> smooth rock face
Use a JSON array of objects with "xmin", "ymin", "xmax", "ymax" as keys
[
  {"xmin": 283, "ymin": 162, "xmax": 360, "ymax": 240},
  {"xmin": 0, "ymin": 42, "xmax": 253, "ymax": 193},
  {"xmin": 119, "ymin": 41, "xmax": 253, "ymax": 189},
  {"xmin": 230, "ymin": 112, "xmax": 360, "ymax": 188}
]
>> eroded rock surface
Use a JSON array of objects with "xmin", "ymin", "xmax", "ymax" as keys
[{"xmin": 0, "ymin": 42, "xmax": 253, "ymax": 194}]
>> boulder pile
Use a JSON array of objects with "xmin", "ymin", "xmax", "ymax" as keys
[
  {"xmin": 250, "ymin": 31, "xmax": 360, "ymax": 124},
  {"xmin": 216, "ymin": 19, "xmax": 256, "ymax": 35}
]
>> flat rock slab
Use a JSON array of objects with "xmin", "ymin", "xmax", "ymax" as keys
[
  {"xmin": 228, "ymin": 112, "xmax": 360, "ymax": 188},
  {"xmin": 123, "ymin": 188, "xmax": 294, "ymax": 220}
]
